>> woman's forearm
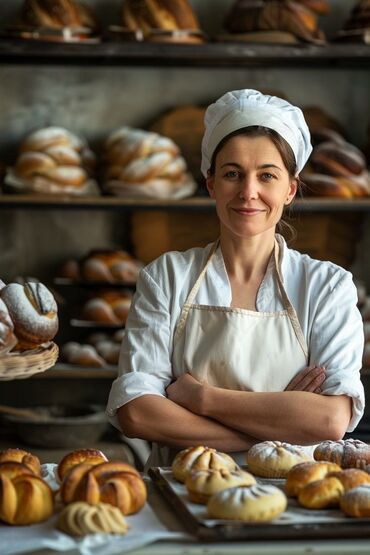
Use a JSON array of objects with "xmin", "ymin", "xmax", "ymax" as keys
[
  {"xmin": 201, "ymin": 388, "xmax": 352, "ymax": 444},
  {"xmin": 117, "ymin": 394, "xmax": 257, "ymax": 452}
]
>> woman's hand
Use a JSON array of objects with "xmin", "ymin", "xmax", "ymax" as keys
[
  {"xmin": 285, "ymin": 365, "xmax": 326, "ymax": 393},
  {"xmin": 166, "ymin": 373, "xmax": 205, "ymax": 415}
]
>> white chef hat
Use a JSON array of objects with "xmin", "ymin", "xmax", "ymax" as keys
[{"xmin": 201, "ymin": 89, "xmax": 312, "ymax": 177}]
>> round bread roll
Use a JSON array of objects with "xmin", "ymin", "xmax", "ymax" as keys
[
  {"xmin": 57, "ymin": 501, "xmax": 128, "ymax": 536},
  {"xmin": 172, "ymin": 446, "xmax": 238, "ymax": 483},
  {"xmin": 246, "ymin": 441, "xmax": 313, "ymax": 478},
  {"xmin": 340, "ymin": 485, "xmax": 370, "ymax": 517},
  {"xmin": 314, "ymin": 439, "xmax": 370, "ymax": 469},
  {"xmin": 285, "ymin": 461, "xmax": 341, "ymax": 497},
  {"xmin": 298, "ymin": 476, "xmax": 345, "ymax": 509},
  {"xmin": 1, "ymin": 282, "xmax": 58, "ymax": 348},
  {"xmin": 185, "ymin": 468, "xmax": 256, "ymax": 504},
  {"xmin": 207, "ymin": 484, "xmax": 287, "ymax": 522}
]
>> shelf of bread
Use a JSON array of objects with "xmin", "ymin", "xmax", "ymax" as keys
[
  {"xmin": 0, "ymin": 39, "xmax": 369, "ymax": 67},
  {"xmin": 2, "ymin": 193, "xmax": 370, "ymax": 211},
  {"xmin": 31, "ymin": 363, "xmax": 117, "ymax": 379}
]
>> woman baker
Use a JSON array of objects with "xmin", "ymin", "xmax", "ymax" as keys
[{"xmin": 106, "ymin": 89, "xmax": 364, "ymax": 468}]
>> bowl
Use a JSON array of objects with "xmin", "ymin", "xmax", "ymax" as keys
[{"xmin": 4, "ymin": 404, "xmax": 108, "ymax": 448}]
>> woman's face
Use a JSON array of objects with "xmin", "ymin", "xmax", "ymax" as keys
[{"xmin": 206, "ymin": 135, "xmax": 297, "ymax": 240}]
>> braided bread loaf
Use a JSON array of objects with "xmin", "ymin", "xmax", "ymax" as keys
[
  {"xmin": 0, "ymin": 461, "xmax": 54, "ymax": 525},
  {"xmin": 57, "ymin": 501, "xmax": 128, "ymax": 536},
  {"xmin": 6, "ymin": 127, "xmax": 98, "ymax": 196},
  {"xmin": 103, "ymin": 126, "xmax": 196, "ymax": 199},
  {"xmin": 60, "ymin": 461, "xmax": 147, "ymax": 515}
]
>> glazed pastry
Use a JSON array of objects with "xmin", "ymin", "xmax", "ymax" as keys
[
  {"xmin": 60, "ymin": 461, "xmax": 147, "ymax": 515},
  {"xmin": 172, "ymin": 446, "xmax": 238, "ymax": 483},
  {"xmin": 246, "ymin": 441, "xmax": 313, "ymax": 478},
  {"xmin": 57, "ymin": 501, "xmax": 128, "ymax": 536},
  {"xmin": 298, "ymin": 476, "xmax": 344, "ymax": 509},
  {"xmin": 0, "ymin": 448, "xmax": 41, "ymax": 475},
  {"xmin": 185, "ymin": 468, "xmax": 256, "ymax": 504},
  {"xmin": 57, "ymin": 448, "xmax": 108, "ymax": 481},
  {"xmin": 61, "ymin": 342, "xmax": 106, "ymax": 367},
  {"xmin": 285, "ymin": 461, "xmax": 341, "ymax": 497},
  {"xmin": 0, "ymin": 461, "xmax": 54, "ymax": 525},
  {"xmin": 1, "ymin": 282, "xmax": 58, "ymax": 348},
  {"xmin": 0, "ymin": 298, "xmax": 17, "ymax": 354},
  {"xmin": 340, "ymin": 484, "xmax": 370, "ymax": 517},
  {"xmin": 314, "ymin": 439, "xmax": 370, "ymax": 469},
  {"xmin": 207, "ymin": 484, "xmax": 287, "ymax": 522}
]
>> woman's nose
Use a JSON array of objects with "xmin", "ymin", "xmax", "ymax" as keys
[{"xmin": 239, "ymin": 176, "xmax": 258, "ymax": 200}]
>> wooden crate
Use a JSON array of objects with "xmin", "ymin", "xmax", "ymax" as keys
[{"xmin": 131, "ymin": 210, "xmax": 363, "ymax": 269}]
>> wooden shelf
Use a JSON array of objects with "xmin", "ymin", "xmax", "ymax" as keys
[
  {"xmin": 31, "ymin": 363, "xmax": 117, "ymax": 379},
  {"xmin": 1, "ymin": 193, "xmax": 370, "ymax": 212},
  {"xmin": 0, "ymin": 39, "xmax": 369, "ymax": 67}
]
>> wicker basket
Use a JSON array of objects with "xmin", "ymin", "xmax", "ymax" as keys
[
  {"xmin": 131, "ymin": 210, "xmax": 362, "ymax": 269},
  {"xmin": 0, "ymin": 342, "xmax": 59, "ymax": 381}
]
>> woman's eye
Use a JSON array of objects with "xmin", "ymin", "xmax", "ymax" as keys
[
  {"xmin": 224, "ymin": 170, "xmax": 239, "ymax": 179},
  {"xmin": 260, "ymin": 172, "xmax": 275, "ymax": 181}
]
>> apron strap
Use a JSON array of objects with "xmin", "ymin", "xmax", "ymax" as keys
[
  {"xmin": 174, "ymin": 240, "xmax": 219, "ymax": 342},
  {"xmin": 274, "ymin": 240, "xmax": 309, "ymax": 358}
]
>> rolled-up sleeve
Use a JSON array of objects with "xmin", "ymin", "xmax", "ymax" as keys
[
  {"xmin": 106, "ymin": 268, "xmax": 173, "ymax": 430},
  {"xmin": 309, "ymin": 271, "xmax": 365, "ymax": 432}
]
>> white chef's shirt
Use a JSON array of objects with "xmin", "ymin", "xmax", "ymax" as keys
[{"xmin": 106, "ymin": 234, "xmax": 365, "ymax": 433}]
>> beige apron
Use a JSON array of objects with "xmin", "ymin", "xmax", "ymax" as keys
[{"xmin": 145, "ymin": 240, "xmax": 308, "ymax": 469}]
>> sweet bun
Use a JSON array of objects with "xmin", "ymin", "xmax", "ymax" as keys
[
  {"xmin": 57, "ymin": 448, "xmax": 108, "ymax": 481},
  {"xmin": 340, "ymin": 485, "xmax": 370, "ymax": 517},
  {"xmin": 314, "ymin": 439, "xmax": 370, "ymax": 469},
  {"xmin": 207, "ymin": 484, "xmax": 287, "ymax": 522},
  {"xmin": 0, "ymin": 448, "xmax": 41, "ymax": 476},
  {"xmin": 57, "ymin": 501, "xmax": 128, "ymax": 536},
  {"xmin": 0, "ymin": 282, "xmax": 58, "ymax": 348},
  {"xmin": 172, "ymin": 446, "xmax": 238, "ymax": 483},
  {"xmin": 185, "ymin": 468, "xmax": 256, "ymax": 504},
  {"xmin": 0, "ymin": 298, "xmax": 17, "ymax": 354},
  {"xmin": 246, "ymin": 441, "xmax": 313, "ymax": 478},
  {"xmin": 298, "ymin": 476, "xmax": 344, "ymax": 509},
  {"xmin": 60, "ymin": 461, "xmax": 147, "ymax": 515},
  {"xmin": 0, "ymin": 462, "xmax": 54, "ymax": 525},
  {"xmin": 285, "ymin": 461, "xmax": 341, "ymax": 497}
]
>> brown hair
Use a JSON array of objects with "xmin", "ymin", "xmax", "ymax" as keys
[{"xmin": 208, "ymin": 126, "xmax": 301, "ymax": 240}]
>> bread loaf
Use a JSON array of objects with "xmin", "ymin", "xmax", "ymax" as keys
[
  {"xmin": 20, "ymin": 0, "xmax": 98, "ymax": 31},
  {"xmin": 121, "ymin": 0, "xmax": 201, "ymax": 33},
  {"xmin": 61, "ymin": 342, "xmax": 106, "ymax": 367}
]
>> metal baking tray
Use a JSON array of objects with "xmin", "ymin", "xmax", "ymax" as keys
[{"xmin": 149, "ymin": 466, "xmax": 370, "ymax": 541}]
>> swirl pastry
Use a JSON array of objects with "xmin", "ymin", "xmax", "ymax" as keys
[
  {"xmin": 207, "ymin": 484, "xmax": 287, "ymax": 522},
  {"xmin": 57, "ymin": 501, "xmax": 128, "ymax": 536},
  {"xmin": 57, "ymin": 448, "xmax": 108, "ymax": 481},
  {"xmin": 172, "ymin": 446, "xmax": 238, "ymax": 483}
]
